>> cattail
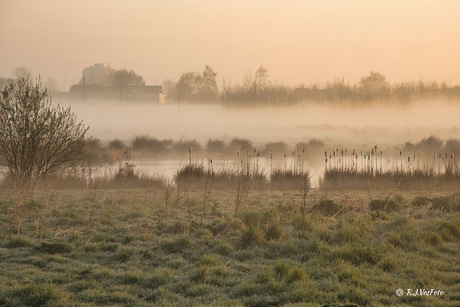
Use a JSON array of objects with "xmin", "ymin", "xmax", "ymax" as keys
[
  {"xmin": 189, "ymin": 147, "xmax": 192, "ymax": 165},
  {"xmin": 341, "ymin": 150, "xmax": 344, "ymax": 171},
  {"xmin": 237, "ymin": 151, "xmax": 240, "ymax": 173},
  {"xmin": 284, "ymin": 154, "xmax": 287, "ymax": 172},
  {"xmin": 246, "ymin": 150, "xmax": 250, "ymax": 175},
  {"xmin": 375, "ymin": 146, "xmax": 378, "ymax": 173},
  {"xmin": 368, "ymin": 152, "xmax": 371, "ymax": 173},
  {"xmin": 400, "ymin": 151, "xmax": 403, "ymax": 171},
  {"xmin": 302, "ymin": 148, "xmax": 305, "ymax": 174},
  {"xmin": 253, "ymin": 148, "xmax": 257, "ymax": 175},
  {"xmin": 270, "ymin": 152, "xmax": 273, "ymax": 177}
]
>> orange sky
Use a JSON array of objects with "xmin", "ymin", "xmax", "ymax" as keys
[{"xmin": 1, "ymin": 0, "xmax": 459, "ymax": 90}]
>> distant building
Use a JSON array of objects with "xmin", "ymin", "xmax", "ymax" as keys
[{"xmin": 68, "ymin": 64, "xmax": 162, "ymax": 102}]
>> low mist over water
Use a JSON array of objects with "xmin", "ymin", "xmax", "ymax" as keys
[{"xmin": 58, "ymin": 99, "xmax": 460, "ymax": 149}]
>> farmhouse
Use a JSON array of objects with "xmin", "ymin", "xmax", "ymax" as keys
[{"xmin": 69, "ymin": 63, "xmax": 162, "ymax": 102}]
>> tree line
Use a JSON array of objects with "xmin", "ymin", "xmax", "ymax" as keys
[{"xmin": 164, "ymin": 66, "xmax": 460, "ymax": 105}]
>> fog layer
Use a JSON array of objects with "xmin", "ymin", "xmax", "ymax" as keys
[{"xmin": 58, "ymin": 100, "xmax": 460, "ymax": 148}]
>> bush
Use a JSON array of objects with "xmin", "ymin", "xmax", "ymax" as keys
[
  {"xmin": 240, "ymin": 225, "xmax": 265, "ymax": 248},
  {"xmin": 108, "ymin": 138, "xmax": 126, "ymax": 150},
  {"xmin": 4, "ymin": 236, "xmax": 35, "ymax": 248},
  {"xmin": 369, "ymin": 199, "xmax": 399, "ymax": 212},
  {"xmin": 161, "ymin": 235, "xmax": 192, "ymax": 253},
  {"xmin": 312, "ymin": 199, "xmax": 342, "ymax": 216},
  {"xmin": 332, "ymin": 245, "xmax": 381, "ymax": 265},
  {"xmin": 431, "ymin": 195, "xmax": 460, "ymax": 212},
  {"xmin": 437, "ymin": 222, "xmax": 460, "ymax": 241},
  {"xmin": 144, "ymin": 269, "xmax": 169, "ymax": 289},
  {"xmin": 265, "ymin": 223, "xmax": 284, "ymax": 241},
  {"xmin": 206, "ymin": 139, "xmax": 226, "ymax": 154},
  {"xmin": 0, "ymin": 77, "xmax": 88, "ymax": 187},
  {"xmin": 36, "ymin": 242, "xmax": 72, "ymax": 254},
  {"xmin": 5, "ymin": 284, "xmax": 60, "ymax": 306},
  {"xmin": 411, "ymin": 196, "xmax": 430, "ymax": 207}
]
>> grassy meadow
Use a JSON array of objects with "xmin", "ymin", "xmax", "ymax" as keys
[{"xmin": 0, "ymin": 180, "xmax": 459, "ymax": 306}]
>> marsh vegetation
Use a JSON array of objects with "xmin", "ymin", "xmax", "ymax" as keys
[{"xmin": 0, "ymin": 76, "xmax": 459, "ymax": 307}]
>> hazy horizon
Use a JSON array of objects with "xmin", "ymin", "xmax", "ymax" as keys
[{"xmin": 1, "ymin": 0, "xmax": 460, "ymax": 91}]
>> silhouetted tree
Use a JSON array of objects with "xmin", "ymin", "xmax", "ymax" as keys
[
  {"xmin": 111, "ymin": 69, "xmax": 145, "ymax": 101},
  {"xmin": 13, "ymin": 66, "xmax": 32, "ymax": 80},
  {"xmin": 174, "ymin": 66, "xmax": 219, "ymax": 102},
  {"xmin": 197, "ymin": 65, "xmax": 219, "ymax": 101},
  {"xmin": 176, "ymin": 72, "xmax": 200, "ymax": 102},
  {"xmin": 162, "ymin": 78, "xmax": 177, "ymax": 102},
  {"xmin": 254, "ymin": 66, "xmax": 269, "ymax": 93},
  {"xmin": 325, "ymin": 78, "xmax": 353, "ymax": 101},
  {"xmin": 358, "ymin": 71, "xmax": 389, "ymax": 100}
]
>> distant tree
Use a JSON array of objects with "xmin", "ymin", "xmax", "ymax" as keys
[
  {"xmin": 325, "ymin": 78, "xmax": 353, "ymax": 101},
  {"xmin": 169, "ymin": 66, "xmax": 219, "ymax": 103},
  {"xmin": 111, "ymin": 69, "xmax": 145, "ymax": 101},
  {"xmin": 242, "ymin": 70, "xmax": 254, "ymax": 92},
  {"xmin": 358, "ymin": 71, "xmax": 390, "ymax": 100},
  {"xmin": 197, "ymin": 65, "xmax": 219, "ymax": 101},
  {"xmin": 162, "ymin": 78, "xmax": 177, "ymax": 102},
  {"xmin": 0, "ymin": 77, "xmax": 88, "ymax": 188},
  {"xmin": 175, "ymin": 72, "xmax": 200, "ymax": 102},
  {"xmin": 44, "ymin": 78, "xmax": 58, "ymax": 98},
  {"xmin": 13, "ymin": 66, "xmax": 33, "ymax": 80},
  {"xmin": 254, "ymin": 65, "xmax": 269, "ymax": 93}
]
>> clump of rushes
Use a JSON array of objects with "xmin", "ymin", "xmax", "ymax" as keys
[{"xmin": 270, "ymin": 169, "xmax": 309, "ymax": 191}]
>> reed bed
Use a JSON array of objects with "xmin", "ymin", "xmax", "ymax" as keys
[
  {"xmin": 174, "ymin": 157, "xmax": 309, "ymax": 192},
  {"xmin": 270, "ymin": 169, "xmax": 310, "ymax": 191},
  {"xmin": 175, "ymin": 163, "xmax": 268, "ymax": 191},
  {"xmin": 321, "ymin": 146, "xmax": 460, "ymax": 191}
]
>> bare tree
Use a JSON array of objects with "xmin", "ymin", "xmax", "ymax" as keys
[
  {"xmin": 358, "ymin": 71, "xmax": 390, "ymax": 100},
  {"xmin": 197, "ymin": 65, "xmax": 219, "ymax": 101},
  {"xmin": 162, "ymin": 78, "xmax": 177, "ymax": 102},
  {"xmin": 111, "ymin": 69, "xmax": 145, "ymax": 101},
  {"xmin": 175, "ymin": 72, "xmax": 200, "ymax": 102},
  {"xmin": 0, "ymin": 77, "xmax": 89, "ymax": 188},
  {"xmin": 13, "ymin": 66, "xmax": 33, "ymax": 80}
]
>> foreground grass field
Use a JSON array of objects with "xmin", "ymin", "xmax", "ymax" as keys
[{"xmin": 0, "ymin": 186, "xmax": 459, "ymax": 306}]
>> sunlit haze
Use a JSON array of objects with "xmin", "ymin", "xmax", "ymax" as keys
[{"xmin": 1, "ymin": 0, "xmax": 460, "ymax": 90}]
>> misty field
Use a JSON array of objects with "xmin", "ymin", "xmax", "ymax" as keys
[{"xmin": 0, "ymin": 185, "xmax": 459, "ymax": 306}]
